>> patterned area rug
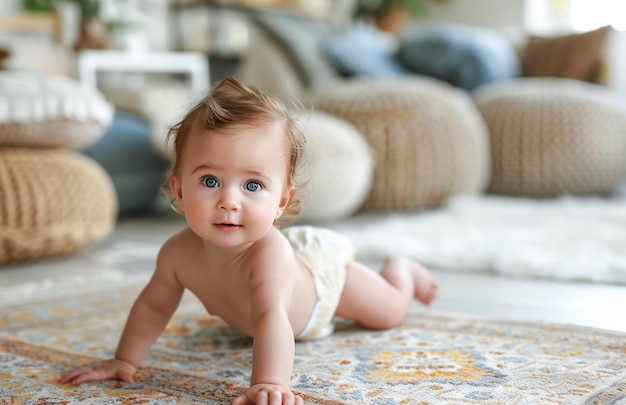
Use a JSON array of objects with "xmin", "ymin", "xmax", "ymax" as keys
[{"xmin": 1, "ymin": 284, "xmax": 625, "ymax": 404}]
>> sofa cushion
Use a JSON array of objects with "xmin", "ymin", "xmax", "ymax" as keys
[
  {"xmin": 397, "ymin": 23, "xmax": 520, "ymax": 91},
  {"xmin": 322, "ymin": 23, "xmax": 410, "ymax": 77},
  {"xmin": 0, "ymin": 71, "xmax": 113, "ymax": 149},
  {"xmin": 521, "ymin": 25, "xmax": 611, "ymax": 83}
]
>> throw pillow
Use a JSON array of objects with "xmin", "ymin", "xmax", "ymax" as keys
[
  {"xmin": 521, "ymin": 25, "xmax": 611, "ymax": 83},
  {"xmin": 0, "ymin": 47, "xmax": 9, "ymax": 70},
  {"xmin": 0, "ymin": 71, "xmax": 113, "ymax": 149},
  {"xmin": 397, "ymin": 23, "xmax": 520, "ymax": 91},
  {"xmin": 321, "ymin": 23, "xmax": 410, "ymax": 77}
]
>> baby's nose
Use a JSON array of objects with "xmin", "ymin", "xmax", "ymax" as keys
[{"xmin": 218, "ymin": 188, "xmax": 241, "ymax": 211}]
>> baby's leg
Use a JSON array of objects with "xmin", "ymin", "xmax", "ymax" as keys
[
  {"xmin": 392, "ymin": 257, "xmax": 439, "ymax": 306},
  {"xmin": 335, "ymin": 256, "xmax": 439, "ymax": 330}
]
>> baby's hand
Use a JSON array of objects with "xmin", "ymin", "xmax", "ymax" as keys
[
  {"xmin": 231, "ymin": 383, "xmax": 303, "ymax": 405},
  {"xmin": 59, "ymin": 358, "xmax": 137, "ymax": 385}
]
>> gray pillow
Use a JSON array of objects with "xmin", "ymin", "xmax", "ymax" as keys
[
  {"xmin": 397, "ymin": 23, "xmax": 520, "ymax": 90},
  {"xmin": 322, "ymin": 23, "xmax": 410, "ymax": 77}
]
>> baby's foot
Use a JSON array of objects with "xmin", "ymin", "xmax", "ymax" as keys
[{"xmin": 410, "ymin": 261, "xmax": 439, "ymax": 306}]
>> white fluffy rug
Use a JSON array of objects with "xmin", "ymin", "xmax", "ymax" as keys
[{"xmin": 324, "ymin": 195, "xmax": 626, "ymax": 285}]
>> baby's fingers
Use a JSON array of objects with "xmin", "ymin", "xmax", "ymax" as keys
[
  {"xmin": 59, "ymin": 366, "xmax": 91, "ymax": 384},
  {"xmin": 231, "ymin": 388, "xmax": 303, "ymax": 405},
  {"xmin": 72, "ymin": 369, "xmax": 105, "ymax": 385},
  {"xmin": 231, "ymin": 394, "xmax": 253, "ymax": 405},
  {"xmin": 59, "ymin": 364, "xmax": 133, "ymax": 385}
]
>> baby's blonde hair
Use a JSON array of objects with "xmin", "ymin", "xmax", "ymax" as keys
[{"xmin": 162, "ymin": 77, "xmax": 306, "ymax": 227}]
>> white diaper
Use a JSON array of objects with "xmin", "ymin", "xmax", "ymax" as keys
[{"xmin": 281, "ymin": 226, "xmax": 355, "ymax": 340}]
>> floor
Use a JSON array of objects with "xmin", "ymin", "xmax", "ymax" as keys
[{"xmin": 2, "ymin": 211, "xmax": 626, "ymax": 334}]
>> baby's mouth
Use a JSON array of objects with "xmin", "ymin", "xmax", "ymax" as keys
[{"xmin": 214, "ymin": 223, "xmax": 242, "ymax": 231}]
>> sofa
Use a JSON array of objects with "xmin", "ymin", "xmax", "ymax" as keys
[
  {"xmin": 236, "ymin": 11, "xmax": 626, "ymax": 204},
  {"xmin": 238, "ymin": 10, "xmax": 626, "ymax": 104}
]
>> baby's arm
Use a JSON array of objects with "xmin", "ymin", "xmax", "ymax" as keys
[
  {"xmin": 60, "ymin": 247, "xmax": 184, "ymax": 385},
  {"xmin": 232, "ymin": 240, "xmax": 302, "ymax": 405}
]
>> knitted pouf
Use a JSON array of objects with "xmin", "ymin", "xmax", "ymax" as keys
[
  {"xmin": 309, "ymin": 77, "xmax": 490, "ymax": 210},
  {"xmin": 295, "ymin": 111, "xmax": 374, "ymax": 222},
  {"xmin": 0, "ymin": 148, "xmax": 118, "ymax": 264},
  {"xmin": 474, "ymin": 78, "xmax": 626, "ymax": 197}
]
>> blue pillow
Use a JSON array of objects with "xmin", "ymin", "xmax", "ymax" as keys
[
  {"xmin": 322, "ymin": 23, "xmax": 410, "ymax": 77},
  {"xmin": 397, "ymin": 23, "xmax": 520, "ymax": 90},
  {"xmin": 81, "ymin": 110, "xmax": 169, "ymax": 216}
]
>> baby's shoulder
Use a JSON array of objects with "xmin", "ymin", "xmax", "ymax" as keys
[
  {"xmin": 158, "ymin": 228, "xmax": 198, "ymax": 259},
  {"xmin": 260, "ymin": 226, "xmax": 294, "ymax": 250},
  {"xmin": 247, "ymin": 227, "xmax": 296, "ymax": 263},
  {"xmin": 164, "ymin": 227, "xmax": 197, "ymax": 246}
]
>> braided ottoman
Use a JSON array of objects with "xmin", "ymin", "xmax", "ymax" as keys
[
  {"xmin": 474, "ymin": 78, "xmax": 626, "ymax": 197},
  {"xmin": 0, "ymin": 148, "xmax": 117, "ymax": 264},
  {"xmin": 309, "ymin": 77, "xmax": 490, "ymax": 210}
]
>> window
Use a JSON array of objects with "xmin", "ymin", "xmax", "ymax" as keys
[
  {"xmin": 569, "ymin": 0, "xmax": 626, "ymax": 31},
  {"xmin": 525, "ymin": 0, "xmax": 626, "ymax": 33}
]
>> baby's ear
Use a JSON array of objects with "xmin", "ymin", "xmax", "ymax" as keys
[
  {"xmin": 275, "ymin": 185, "xmax": 295, "ymax": 219},
  {"xmin": 169, "ymin": 175, "xmax": 185, "ymax": 211}
]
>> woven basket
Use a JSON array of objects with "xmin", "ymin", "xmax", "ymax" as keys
[
  {"xmin": 475, "ymin": 78, "xmax": 626, "ymax": 197},
  {"xmin": 0, "ymin": 148, "xmax": 117, "ymax": 264},
  {"xmin": 310, "ymin": 77, "xmax": 490, "ymax": 210}
]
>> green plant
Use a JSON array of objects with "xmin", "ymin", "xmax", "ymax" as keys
[
  {"xmin": 353, "ymin": 0, "xmax": 449, "ymax": 19},
  {"xmin": 22, "ymin": 0, "xmax": 101, "ymax": 19},
  {"xmin": 22, "ymin": 0, "xmax": 54, "ymax": 13},
  {"xmin": 68, "ymin": 0, "xmax": 101, "ymax": 19}
]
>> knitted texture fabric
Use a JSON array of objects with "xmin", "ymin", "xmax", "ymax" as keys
[
  {"xmin": 0, "ymin": 148, "xmax": 117, "ymax": 264},
  {"xmin": 310, "ymin": 77, "xmax": 490, "ymax": 210},
  {"xmin": 474, "ymin": 78, "xmax": 626, "ymax": 197},
  {"xmin": 295, "ymin": 111, "xmax": 374, "ymax": 222}
]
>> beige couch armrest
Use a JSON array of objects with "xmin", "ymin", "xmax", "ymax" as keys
[
  {"xmin": 604, "ymin": 28, "xmax": 626, "ymax": 98},
  {"xmin": 238, "ymin": 26, "xmax": 307, "ymax": 104}
]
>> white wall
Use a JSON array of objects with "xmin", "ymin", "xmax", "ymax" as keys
[
  {"xmin": 0, "ymin": 1, "xmax": 20, "ymax": 15},
  {"xmin": 427, "ymin": 0, "xmax": 526, "ymax": 30},
  {"xmin": 417, "ymin": 0, "xmax": 528, "ymax": 46}
]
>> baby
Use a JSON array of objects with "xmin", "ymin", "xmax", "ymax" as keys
[{"xmin": 60, "ymin": 77, "xmax": 439, "ymax": 405}]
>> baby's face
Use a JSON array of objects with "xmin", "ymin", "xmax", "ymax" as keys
[{"xmin": 170, "ymin": 122, "xmax": 292, "ymax": 248}]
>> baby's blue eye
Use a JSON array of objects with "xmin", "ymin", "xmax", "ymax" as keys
[
  {"xmin": 202, "ymin": 176, "xmax": 219, "ymax": 188},
  {"xmin": 245, "ymin": 181, "xmax": 262, "ymax": 192}
]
